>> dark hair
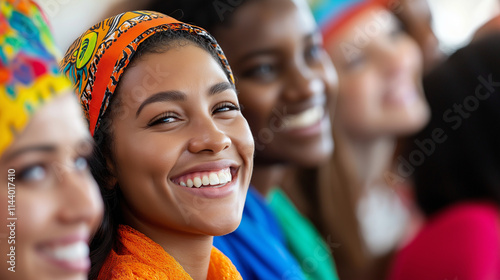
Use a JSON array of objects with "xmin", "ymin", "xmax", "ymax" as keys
[
  {"xmin": 88, "ymin": 30, "xmax": 227, "ymax": 280},
  {"xmin": 401, "ymin": 33, "xmax": 500, "ymax": 217},
  {"xmin": 147, "ymin": 0, "xmax": 251, "ymax": 33}
]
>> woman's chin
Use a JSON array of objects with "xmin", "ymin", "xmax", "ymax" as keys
[
  {"xmin": 192, "ymin": 210, "xmax": 243, "ymax": 237},
  {"xmin": 204, "ymin": 221, "xmax": 242, "ymax": 237}
]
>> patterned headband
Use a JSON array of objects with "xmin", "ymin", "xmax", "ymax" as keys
[
  {"xmin": 61, "ymin": 11, "xmax": 235, "ymax": 137},
  {"xmin": 0, "ymin": 0, "xmax": 71, "ymax": 155}
]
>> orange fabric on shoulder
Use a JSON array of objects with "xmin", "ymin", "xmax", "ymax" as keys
[{"xmin": 97, "ymin": 225, "xmax": 242, "ymax": 280}]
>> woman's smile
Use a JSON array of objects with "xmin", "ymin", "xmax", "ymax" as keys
[{"xmin": 169, "ymin": 160, "xmax": 242, "ymax": 199}]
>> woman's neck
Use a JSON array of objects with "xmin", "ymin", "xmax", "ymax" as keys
[
  {"xmin": 123, "ymin": 213, "xmax": 213, "ymax": 280},
  {"xmin": 344, "ymin": 135, "xmax": 396, "ymax": 188},
  {"xmin": 251, "ymin": 164, "xmax": 288, "ymax": 196}
]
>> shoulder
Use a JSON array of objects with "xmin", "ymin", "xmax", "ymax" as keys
[
  {"xmin": 430, "ymin": 202, "xmax": 500, "ymax": 243},
  {"xmin": 390, "ymin": 202, "xmax": 500, "ymax": 280}
]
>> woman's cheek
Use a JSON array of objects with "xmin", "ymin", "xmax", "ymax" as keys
[{"xmin": 232, "ymin": 117, "xmax": 255, "ymax": 158}]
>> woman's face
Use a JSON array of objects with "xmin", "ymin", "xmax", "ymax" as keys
[
  {"xmin": 327, "ymin": 8, "xmax": 430, "ymax": 139},
  {"xmin": 0, "ymin": 94, "xmax": 104, "ymax": 280},
  {"xmin": 213, "ymin": 0, "xmax": 337, "ymax": 167},
  {"xmin": 111, "ymin": 43, "xmax": 254, "ymax": 237}
]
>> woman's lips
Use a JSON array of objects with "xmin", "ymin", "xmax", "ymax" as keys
[
  {"xmin": 172, "ymin": 167, "xmax": 241, "ymax": 199},
  {"xmin": 277, "ymin": 104, "xmax": 329, "ymax": 138},
  {"xmin": 170, "ymin": 160, "xmax": 239, "ymax": 189},
  {"xmin": 37, "ymin": 235, "xmax": 90, "ymax": 273},
  {"xmin": 282, "ymin": 105, "xmax": 325, "ymax": 131}
]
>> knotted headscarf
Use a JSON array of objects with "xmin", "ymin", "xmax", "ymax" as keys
[
  {"xmin": 61, "ymin": 11, "xmax": 235, "ymax": 136},
  {"xmin": 0, "ymin": 0, "xmax": 71, "ymax": 154}
]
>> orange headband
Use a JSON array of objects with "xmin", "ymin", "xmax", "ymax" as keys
[{"xmin": 61, "ymin": 11, "xmax": 235, "ymax": 136}]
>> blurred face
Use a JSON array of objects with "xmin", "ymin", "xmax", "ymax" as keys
[
  {"xmin": 326, "ymin": 8, "xmax": 430, "ymax": 139},
  {"xmin": 214, "ymin": 0, "xmax": 337, "ymax": 167},
  {"xmin": 111, "ymin": 43, "xmax": 254, "ymax": 238},
  {"xmin": 0, "ymin": 94, "xmax": 104, "ymax": 280}
]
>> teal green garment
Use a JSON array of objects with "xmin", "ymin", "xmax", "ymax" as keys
[{"xmin": 267, "ymin": 188, "xmax": 339, "ymax": 280}]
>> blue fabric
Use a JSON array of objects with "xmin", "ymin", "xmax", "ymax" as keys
[{"xmin": 214, "ymin": 187, "xmax": 306, "ymax": 280}]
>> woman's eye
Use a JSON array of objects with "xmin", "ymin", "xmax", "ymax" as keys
[
  {"xmin": 345, "ymin": 53, "xmax": 366, "ymax": 70},
  {"xmin": 213, "ymin": 102, "xmax": 240, "ymax": 114},
  {"xmin": 74, "ymin": 156, "xmax": 89, "ymax": 171},
  {"xmin": 254, "ymin": 64, "xmax": 274, "ymax": 75},
  {"xmin": 243, "ymin": 63, "xmax": 278, "ymax": 81},
  {"xmin": 19, "ymin": 165, "xmax": 46, "ymax": 182},
  {"xmin": 148, "ymin": 113, "xmax": 179, "ymax": 127},
  {"xmin": 305, "ymin": 44, "xmax": 323, "ymax": 62}
]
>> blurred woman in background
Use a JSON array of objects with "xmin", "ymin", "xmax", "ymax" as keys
[
  {"xmin": 0, "ymin": 1, "xmax": 103, "ymax": 279},
  {"xmin": 390, "ymin": 32, "xmax": 500, "ymax": 280},
  {"xmin": 290, "ymin": 0, "xmax": 430, "ymax": 279}
]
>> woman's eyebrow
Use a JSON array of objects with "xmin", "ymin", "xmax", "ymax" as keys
[
  {"xmin": 136, "ymin": 90, "xmax": 186, "ymax": 118},
  {"xmin": 237, "ymin": 48, "xmax": 278, "ymax": 64},
  {"xmin": 209, "ymin": 82, "xmax": 235, "ymax": 96},
  {"xmin": 135, "ymin": 82, "xmax": 234, "ymax": 118},
  {"xmin": 3, "ymin": 145, "xmax": 56, "ymax": 161}
]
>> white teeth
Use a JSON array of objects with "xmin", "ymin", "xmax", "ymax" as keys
[
  {"xmin": 202, "ymin": 176, "xmax": 210, "ymax": 185},
  {"xmin": 193, "ymin": 177, "xmax": 202, "ymax": 188},
  {"xmin": 177, "ymin": 168, "xmax": 233, "ymax": 188},
  {"xmin": 283, "ymin": 106, "xmax": 324, "ymax": 130},
  {"xmin": 46, "ymin": 241, "xmax": 89, "ymax": 261},
  {"xmin": 209, "ymin": 173, "xmax": 220, "ymax": 185},
  {"xmin": 218, "ymin": 171, "xmax": 227, "ymax": 184}
]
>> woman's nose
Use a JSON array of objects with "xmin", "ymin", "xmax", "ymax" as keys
[
  {"xmin": 187, "ymin": 118, "xmax": 232, "ymax": 154},
  {"xmin": 57, "ymin": 164, "xmax": 104, "ymax": 226}
]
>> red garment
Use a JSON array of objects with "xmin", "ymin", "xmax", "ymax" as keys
[
  {"xmin": 98, "ymin": 225, "xmax": 242, "ymax": 280},
  {"xmin": 389, "ymin": 202, "xmax": 500, "ymax": 280}
]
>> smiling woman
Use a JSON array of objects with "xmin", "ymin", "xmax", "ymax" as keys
[{"xmin": 61, "ymin": 11, "xmax": 254, "ymax": 280}]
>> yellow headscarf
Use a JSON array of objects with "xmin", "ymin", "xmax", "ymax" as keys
[{"xmin": 0, "ymin": 0, "xmax": 71, "ymax": 154}]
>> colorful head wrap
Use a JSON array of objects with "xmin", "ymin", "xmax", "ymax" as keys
[
  {"xmin": 309, "ymin": 0, "xmax": 387, "ymax": 43},
  {"xmin": 61, "ymin": 11, "xmax": 235, "ymax": 137},
  {"xmin": 0, "ymin": 0, "xmax": 71, "ymax": 155}
]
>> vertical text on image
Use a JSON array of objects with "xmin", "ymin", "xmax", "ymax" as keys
[{"xmin": 7, "ymin": 168, "xmax": 16, "ymax": 272}]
